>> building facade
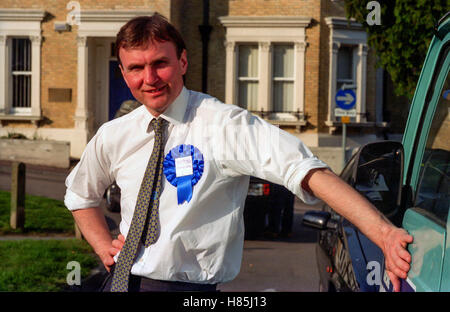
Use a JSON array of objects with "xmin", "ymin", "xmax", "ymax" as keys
[{"xmin": 0, "ymin": 0, "xmax": 397, "ymax": 161}]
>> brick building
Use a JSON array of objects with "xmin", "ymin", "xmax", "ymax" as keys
[{"xmin": 0, "ymin": 0, "xmax": 402, "ymax": 168}]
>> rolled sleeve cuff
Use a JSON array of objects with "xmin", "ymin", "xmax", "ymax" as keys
[
  {"xmin": 286, "ymin": 157, "xmax": 330, "ymax": 205},
  {"xmin": 64, "ymin": 189, "xmax": 103, "ymax": 211}
]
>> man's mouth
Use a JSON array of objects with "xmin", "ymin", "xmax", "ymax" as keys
[{"xmin": 145, "ymin": 85, "xmax": 167, "ymax": 94}]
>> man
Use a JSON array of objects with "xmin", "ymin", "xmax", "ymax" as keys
[{"xmin": 65, "ymin": 13, "xmax": 413, "ymax": 292}]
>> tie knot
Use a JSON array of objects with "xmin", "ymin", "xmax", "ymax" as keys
[{"xmin": 151, "ymin": 118, "xmax": 166, "ymax": 133}]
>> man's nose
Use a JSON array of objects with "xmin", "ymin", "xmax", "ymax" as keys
[{"xmin": 143, "ymin": 66, "xmax": 158, "ymax": 85}]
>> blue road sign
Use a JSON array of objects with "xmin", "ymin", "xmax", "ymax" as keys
[
  {"xmin": 443, "ymin": 89, "xmax": 450, "ymax": 100},
  {"xmin": 335, "ymin": 89, "xmax": 356, "ymax": 110}
]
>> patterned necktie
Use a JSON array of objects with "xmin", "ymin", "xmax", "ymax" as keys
[{"xmin": 111, "ymin": 117, "xmax": 166, "ymax": 292}]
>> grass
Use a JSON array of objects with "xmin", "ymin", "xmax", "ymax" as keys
[
  {"xmin": 0, "ymin": 190, "xmax": 75, "ymax": 235},
  {"xmin": 0, "ymin": 192, "xmax": 100, "ymax": 292},
  {"xmin": 0, "ymin": 239, "xmax": 99, "ymax": 291}
]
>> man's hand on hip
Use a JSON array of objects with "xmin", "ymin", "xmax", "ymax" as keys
[
  {"xmin": 71, "ymin": 208, "xmax": 125, "ymax": 273},
  {"xmin": 102, "ymin": 234, "xmax": 125, "ymax": 272}
]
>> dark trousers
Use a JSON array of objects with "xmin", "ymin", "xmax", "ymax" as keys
[{"xmin": 101, "ymin": 266, "xmax": 218, "ymax": 292}]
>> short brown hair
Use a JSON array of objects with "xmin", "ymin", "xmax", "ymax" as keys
[{"xmin": 115, "ymin": 13, "xmax": 186, "ymax": 66}]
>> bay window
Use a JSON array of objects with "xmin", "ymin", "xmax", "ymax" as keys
[
  {"xmin": 272, "ymin": 44, "xmax": 294, "ymax": 113},
  {"xmin": 220, "ymin": 16, "xmax": 311, "ymax": 124}
]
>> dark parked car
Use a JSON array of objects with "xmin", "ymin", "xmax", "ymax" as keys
[
  {"xmin": 243, "ymin": 177, "xmax": 272, "ymax": 239},
  {"xmin": 303, "ymin": 142, "xmax": 402, "ymax": 292},
  {"xmin": 303, "ymin": 12, "xmax": 450, "ymax": 292},
  {"xmin": 105, "ymin": 181, "xmax": 121, "ymax": 213}
]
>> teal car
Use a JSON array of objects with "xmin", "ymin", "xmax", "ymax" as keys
[
  {"xmin": 303, "ymin": 12, "xmax": 449, "ymax": 292},
  {"xmin": 379, "ymin": 11, "xmax": 450, "ymax": 292}
]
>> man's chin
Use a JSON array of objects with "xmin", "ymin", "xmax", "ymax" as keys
[{"xmin": 142, "ymin": 102, "xmax": 171, "ymax": 117}]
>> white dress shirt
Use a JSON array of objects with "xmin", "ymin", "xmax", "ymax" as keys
[{"xmin": 65, "ymin": 87, "xmax": 329, "ymax": 284}]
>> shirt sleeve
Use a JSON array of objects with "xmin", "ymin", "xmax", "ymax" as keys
[
  {"xmin": 216, "ymin": 107, "xmax": 330, "ymax": 205},
  {"xmin": 64, "ymin": 125, "xmax": 114, "ymax": 211}
]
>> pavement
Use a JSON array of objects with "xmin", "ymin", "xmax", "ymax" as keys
[{"xmin": 0, "ymin": 160, "xmax": 322, "ymax": 292}]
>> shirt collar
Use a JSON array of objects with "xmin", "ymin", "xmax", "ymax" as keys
[
  {"xmin": 141, "ymin": 86, "xmax": 189, "ymax": 133},
  {"xmin": 160, "ymin": 86, "xmax": 189, "ymax": 126}
]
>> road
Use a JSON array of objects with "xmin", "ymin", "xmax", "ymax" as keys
[
  {"xmin": 0, "ymin": 160, "xmax": 70, "ymax": 201},
  {"xmin": 0, "ymin": 160, "xmax": 322, "ymax": 292},
  {"xmin": 218, "ymin": 201, "xmax": 321, "ymax": 292}
]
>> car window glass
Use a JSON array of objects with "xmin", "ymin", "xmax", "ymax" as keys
[
  {"xmin": 354, "ymin": 144, "xmax": 402, "ymax": 218},
  {"xmin": 414, "ymin": 56, "xmax": 450, "ymax": 224},
  {"xmin": 340, "ymin": 152, "xmax": 358, "ymax": 183}
]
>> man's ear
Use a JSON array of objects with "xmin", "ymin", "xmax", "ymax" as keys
[
  {"xmin": 180, "ymin": 49, "xmax": 188, "ymax": 75},
  {"xmin": 119, "ymin": 64, "xmax": 130, "ymax": 88}
]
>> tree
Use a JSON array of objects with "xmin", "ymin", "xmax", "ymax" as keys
[{"xmin": 344, "ymin": 0, "xmax": 448, "ymax": 99}]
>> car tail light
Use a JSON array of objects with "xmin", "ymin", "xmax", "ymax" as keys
[
  {"xmin": 248, "ymin": 182, "xmax": 271, "ymax": 196},
  {"xmin": 248, "ymin": 183, "xmax": 263, "ymax": 196},
  {"xmin": 263, "ymin": 184, "xmax": 270, "ymax": 196}
]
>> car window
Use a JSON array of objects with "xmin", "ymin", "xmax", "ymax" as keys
[
  {"xmin": 414, "ymin": 58, "xmax": 450, "ymax": 225},
  {"xmin": 354, "ymin": 144, "xmax": 402, "ymax": 218},
  {"xmin": 340, "ymin": 151, "xmax": 358, "ymax": 183}
]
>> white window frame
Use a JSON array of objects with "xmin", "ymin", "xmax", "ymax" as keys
[
  {"xmin": 325, "ymin": 17, "xmax": 368, "ymax": 124},
  {"xmin": 236, "ymin": 44, "xmax": 259, "ymax": 111},
  {"xmin": 271, "ymin": 43, "xmax": 295, "ymax": 114},
  {"xmin": 10, "ymin": 37, "xmax": 33, "ymax": 114},
  {"xmin": 75, "ymin": 10, "xmax": 154, "ymax": 134},
  {"xmin": 219, "ymin": 16, "xmax": 311, "ymax": 123},
  {"xmin": 336, "ymin": 44, "xmax": 357, "ymax": 91},
  {"xmin": 0, "ymin": 9, "xmax": 45, "ymax": 119}
]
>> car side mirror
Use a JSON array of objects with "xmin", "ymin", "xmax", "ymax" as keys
[
  {"xmin": 302, "ymin": 211, "xmax": 338, "ymax": 230},
  {"xmin": 352, "ymin": 141, "xmax": 404, "ymax": 221}
]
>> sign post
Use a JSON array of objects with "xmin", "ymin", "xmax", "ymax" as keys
[
  {"xmin": 341, "ymin": 116, "xmax": 350, "ymax": 170},
  {"xmin": 11, "ymin": 162, "xmax": 25, "ymax": 230},
  {"xmin": 334, "ymin": 89, "xmax": 356, "ymax": 171}
]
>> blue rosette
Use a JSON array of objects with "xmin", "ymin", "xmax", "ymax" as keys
[{"xmin": 163, "ymin": 144, "xmax": 204, "ymax": 205}]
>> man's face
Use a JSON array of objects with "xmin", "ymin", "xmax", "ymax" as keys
[{"xmin": 119, "ymin": 40, "xmax": 187, "ymax": 116}]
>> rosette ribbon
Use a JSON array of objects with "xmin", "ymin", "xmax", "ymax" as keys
[{"xmin": 163, "ymin": 144, "xmax": 204, "ymax": 205}]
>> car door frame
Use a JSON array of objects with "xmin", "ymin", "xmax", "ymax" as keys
[
  {"xmin": 382, "ymin": 13, "xmax": 450, "ymax": 292},
  {"xmin": 403, "ymin": 15, "xmax": 449, "ymax": 192}
]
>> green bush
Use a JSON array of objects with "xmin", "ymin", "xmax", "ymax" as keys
[{"xmin": 344, "ymin": 0, "xmax": 447, "ymax": 98}]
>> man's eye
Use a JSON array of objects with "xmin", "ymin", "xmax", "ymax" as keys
[{"xmin": 129, "ymin": 66, "xmax": 143, "ymax": 71}]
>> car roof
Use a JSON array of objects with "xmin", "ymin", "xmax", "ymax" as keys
[{"xmin": 435, "ymin": 11, "xmax": 450, "ymax": 40}]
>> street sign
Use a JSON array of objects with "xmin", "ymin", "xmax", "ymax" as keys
[
  {"xmin": 334, "ymin": 88, "xmax": 356, "ymax": 171},
  {"xmin": 335, "ymin": 108, "xmax": 356, "ymax": 117},
  {"xmin": 335, "ymin": 89, "xmax": 356, "ymax": 110}
]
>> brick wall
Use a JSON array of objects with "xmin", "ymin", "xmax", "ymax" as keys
[
  {"xmin": 1, "ymin": 0, "xmax": 387, "ymax": 138},
  {"xmin": 1, "ymin": 0, "xmax": 171, "ymax": 130},
  {"xmin": 217, "ymin": 0, "xmax": 323, "ymax": 135},
  {"xmin": 206, "ymin": 0, "xmax": 229, "ymax": 101},
  {"xmin": 174, "ymin": 0, "xmax": 203, "ymax": 93}
]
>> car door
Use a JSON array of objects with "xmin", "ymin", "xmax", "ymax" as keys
[{"xmin": 382, "ymin": 16, "xmax": 449, "ymax": 292}]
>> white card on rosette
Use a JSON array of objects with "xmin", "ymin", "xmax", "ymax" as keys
[{"xmin": 175, "ymin": 156, "xmax": 193, "ymax": 177}]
